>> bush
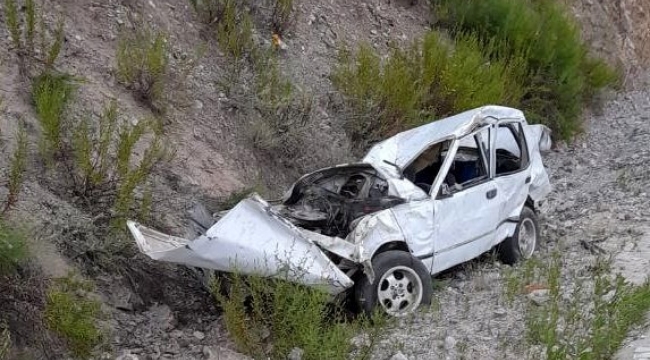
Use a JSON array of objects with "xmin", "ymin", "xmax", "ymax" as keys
[
  {"xmin": 212, "ymin": 271, "xmax": 382, "ymax": 360},
  {"xmin": 1, "ymin": 121, "xmax": 28, "ymax": 215},
  {"xmin": 0, "ymin": 221, "xmax": 28, "ymax": 275},
  {"xmin": 216, "ymin": 0, "xmax": 254, "ymax": 61},
  {"xmin": 2, "ymin": 0, "xmax": 64, "ymax": 69},
  {"xmin": 44, "ymin": 275, "xmax": 103, "ymax": 358},
  {"xmin": 433, "ymin": 0, "xmax": 618, "ymax": 140},
  {"xmin": 268, "ymin": 0, "xmax": 295, "ymax": 35},
  {"xmin": 31, "ymin": 72, "xmax": 75, "ymax": 159},
  {"xmin": 116, "ymin": 27, "xmax": 169, "ymax": 114},
  {"xmin": 333, "ymin": 32, "xmax": 523, "ymax": 146},
  {"xmin": 69, "ymin": 101, "xmax": 169, "ymax": 229}
]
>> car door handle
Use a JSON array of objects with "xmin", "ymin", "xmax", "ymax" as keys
[
  {"xmin": 525, "ymin": 176, "xmax": 531, "ymax": 184},
  {"xmin": 486, "ymin": 189, "xmax": 497, "ymax": 199}
]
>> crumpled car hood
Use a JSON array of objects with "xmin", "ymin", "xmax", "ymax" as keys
[{"xmin": 127, "ymin": 195, "xmax": 354, "ymax": 295}]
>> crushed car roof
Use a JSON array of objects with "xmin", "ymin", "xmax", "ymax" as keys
[{"xmin": 363, "ymin": 105, "xmax": 525, "ymax": 168}]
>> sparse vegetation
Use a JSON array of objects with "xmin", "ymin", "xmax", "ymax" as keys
[
  {"xmin": 0, "ymin": 221, "xmax": 28, "ymax": 275},
  {"xmin": 503, "ymin": 253, "xmax": 650, "ymax": 359},
  {"xmin": 216, "ymin": 0, "xmax": 254, "ymax": 61},
  {"xmin": 269, "ymin": 0, "xmax": 295, "ymax": 36},
  {"xmin": 69, "ymin": 101, "xmax": 169, "ymax": 229},
  {"xmin": 433, "ymin": 0, "xmax": 619, "ymax": 140},
  {"xmin": 1, "ymin": 121, "xmax": 28, "ymax": 215},
  {"xmin": 116, "ymin": 27, "xmax": 169, "ymax": 114},
  {"xmin": 0, "ymin": 325, "xmax": 9, "ymax": 360},
  {"xmin": 333, "ymin": 32, "xmax": 524, "ymax": 146},
  {"xmin": 31, "ymin": 72, "xmax": 76, "ymax": 159},
  {"xmin": 45, "ymin": 275, "xmax": 103, "ymax": 359},
  {"xmin": 2, "ymin": 0, "xmax": 65, "ymax": 70},
  {"xmin": 212, "ymin": 271, "xmax": 385, "ymax": 360}
]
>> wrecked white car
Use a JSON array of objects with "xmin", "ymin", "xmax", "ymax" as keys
[{"xmin": 127, "ymin": 105, "xmax": 552, "ymax": 316}]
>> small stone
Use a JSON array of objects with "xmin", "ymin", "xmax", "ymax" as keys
[
  {"xmin": 526, "ymin": 289, "xmax": 550, "ymax": 306},
  {"xmin": 193, "ymin": 330, "xmax": 205, "ymax": 340},
  {"xmin": 444, "ymin": 336, "xmax": 456, "ymax": 351},
  {"xmin": 494, "ymin": 308, "xmax": 507, "ymax": 317},
  {"xmin": 308, "ymin": 14, "xmax": 316, "ymax": 24},
  {"xmin": 75, "ymin": 34, "xmax": 82, "ymax": 41},
  {"xmin": 288, "ymin": 347, "xmax": 304, "ymax": 360},
  {"xmin": 116, "ymin": 354, "xmax": 139, "ymax": 360},
  {"xmin": 194, "ymin": 99, "xmax": 203, "ymax": 110},
  {"xmin": 390, "ymin": 351, "xmax": 408, "ymax": 360},
  {"xmin": 370, "ymin": 29, "xmax": 378, "ymax": 35},
  {"xmin": 170, "ymin": 329, "xmax": 184, "ymax": 338}
]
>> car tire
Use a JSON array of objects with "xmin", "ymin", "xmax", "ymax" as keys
[
  {"xmin": 498, "ymin": 206, "xmax": 539, "ymax": 265},
  {"xmin": 355, "ymin": 250, "xmax": 432, "ymax": 317}
]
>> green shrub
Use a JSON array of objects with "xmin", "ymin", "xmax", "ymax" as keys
[
  {"xmin": 116, "ymin": 27, "xmax": 169, "ymax": 114},
  {"xmin": 215, "ymin": 0, "xmax": 254, "ymax": 61},
  {"xmin": 1, "ymin": 121, "xmax": 28, "ymax": 215},
  {"xmin": 0, "ymin": 325, "xmax": 9, "ymax": 360},
  {"xmin": 0, "ymin": 221, "xmax": 28, "ymax": 275},
  {"xmin": 212, "ymin": 272, "xmax": 382, "ymax": 360},
  {"xmin": 333, "ymin": 32, "xmax": 523, "ymax": 146},
  {"xmin": 269, "ymin": 0, "xmax": 294, "ymax": 35},
  {"xmin": 31, "ymin": 72, "xmax": 76, "ymax": 159},
  {"xmin": 70, "ymin": 101, "xmax": 169, "ymax": 229},
  {"xmin": 45, "ymin": 275, "xmax": 103, "ymax": 358},
  {"xmin": 433, "ymin": 0, "xmax": 618, "ymax": 140},
  {"xmin": 247, "ymin": 50, "xmax": 312, "ymax": 162},
  {"xmin": 4, "ymin": 0, "xmax": 21, "ymax": 50},
  {"xmin": 2, "ymin": 0, "xmax": 64, "ymax": 68}
]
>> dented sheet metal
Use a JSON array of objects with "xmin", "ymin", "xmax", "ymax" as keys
[
  {"xmin": 363, "ymin": 106, "xmax": 525, "ymax": 169},
  {"xmin": 128, "ymin": 196, "xmax": 353, "ymax": 295},
  {"xmin": 127, "ymin": 105, "xmax": 553, "ymax": 296}
]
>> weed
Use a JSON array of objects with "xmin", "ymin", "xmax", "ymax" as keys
[
  {"xmin": 116, "ymin": 27, "xmax": 169, "ymax": 114},
  {"xmin": 1, "ymin": 122, "xmax": 28, "ymax": 215},
  {"xmin": 31, "ymin": 72, "xmax": 76, "ymax": 159},
  {"xmin": 518, "ymin": 253, "xmax": 650, "ymax": 359},
  {"xmin": 2, "ymin": 0, "xmax": 65, "ymax": 70},
  {"xmin": 44, "ymin": 275, "xmax": 103, "ymax": 358},
  {"xmin": 216, "ymin": 0, "xmax": 254, "ymax": 61},
  {"xmin": 268, "ymin": 0, "xmax": 294, "ymax": 35},
  {"xmin": 212, "ymin": 270, "xmax": 382, "ymax": 360},
  {"xmin": 0, "ymin": 325, "xmax": 9, "ymax": 359},
  {"xmin": 0, "ymin": 220, "xmax": 28, "ymax": 275},
  {"xmin": 433, "ymin": 0, "xmax": 618, "ymax": 140},
  {"xmin": 68, "ymin": 101, "xmax": 169, "ymax": 229},
  {"xmin": 3, "ymin": 0, "xmax": 21, "ymax": 50}
]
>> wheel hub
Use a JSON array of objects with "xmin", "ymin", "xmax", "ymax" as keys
[{"xmin": 377, "ymin": 266, "xmax": 424, "ymax": 316}]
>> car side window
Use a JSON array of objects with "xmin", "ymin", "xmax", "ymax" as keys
[
  {"xmin": 443, "ymin": 127, "xmax": 490, "ymax": 193},
  {"xmin": 495, "ymin": 122, "xmax": 529, "ymax": 176}
]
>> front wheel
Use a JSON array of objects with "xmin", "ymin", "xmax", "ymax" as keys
[
  {"xmin": 498, "ymin": 206, "xmax": 539, "ymax": 264},
  {"xmin": 355, "ymin": 250, "xmax": 432, "ymax": 317}
]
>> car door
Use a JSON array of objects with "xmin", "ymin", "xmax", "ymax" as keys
[
  {"xmin": 429, "ymin": 125, "xmax": 502, "ymax": 274},
  {"xmin": 492, "ymin": 120, "xmax": 531, "ymax": 224}
]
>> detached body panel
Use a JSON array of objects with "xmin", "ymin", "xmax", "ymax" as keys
[{"xmin": 128, "ymin": 195, "xmax": 354, "ymax": 295}]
